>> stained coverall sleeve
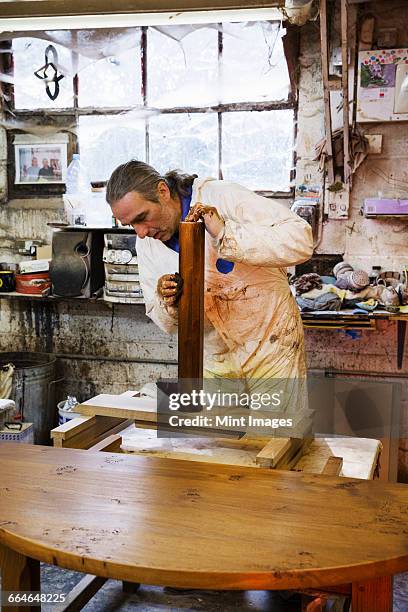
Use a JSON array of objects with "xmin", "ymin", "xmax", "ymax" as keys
[
  {"xmin": 212, "ymin": 184, "xmax": 314, "ymax": 268},
  {"xmin": 136, "ymin": 240, "xmax": 178, "ymax": 335},
  {"xmin": 144, "ymin": 287, "xmax": 178, "ymax": 335}
]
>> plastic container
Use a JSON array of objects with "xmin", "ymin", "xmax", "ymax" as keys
[
  {"xmin": 58, "ymin": 400, "xmax": 81, "ymax": 424},
  {"xmin": 15, "ymin": 272, "xmax": 51, "ymax": 296},
  {"xmin": 0, "ymin": 422, "xmax": 34, "ymax": 443},
  {"xmin": 291, "ymin": 199, "xmax": 318, "ymax": 240},
  {"xmin": 0, "ymin": 352, "xmax": 57, "ymax": 444},
  {"xmin": 86, "ymin": 187, "xmax": 113, "ymax": 228},
  {"xmin": 66, "ymin": 154, "xmax": 89, "ymax": 195},
  {"xmin": 0, "ymin": 270, "xmax": 15, "ymax": 292},
  {"xmin": 64, "ymin": 154, "xmax": 90, "ymax": 225}
]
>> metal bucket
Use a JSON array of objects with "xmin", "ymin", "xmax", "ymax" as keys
[{"xmin": 0, "ymin": 352, "xmax": 58, "ymax": 444}]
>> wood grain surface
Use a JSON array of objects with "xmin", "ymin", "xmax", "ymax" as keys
[
  {"xmin": 77, "ymin": 395, "xmax": 157, "ymax": 420},
  {"xmin": 0, "ymin": 444, "xmax": 407, "ymax": 591},
  {"xmin": 178, "ymin": 221, "xmax": 205, "ymax": 382}
]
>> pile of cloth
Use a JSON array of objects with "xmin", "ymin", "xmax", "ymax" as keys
[{"xmin": 291, "ymin": 262, "xmax": 407, "ymax": 313}]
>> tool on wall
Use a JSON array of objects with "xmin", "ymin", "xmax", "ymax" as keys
[{"xmin": 34, "ymin": 44, "xmax": 64, "ymax": 101}]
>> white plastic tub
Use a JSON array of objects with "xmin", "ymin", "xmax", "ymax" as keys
[{"xmin": 58, "ymin": 401, "xmax": 81, "ymax": 425}]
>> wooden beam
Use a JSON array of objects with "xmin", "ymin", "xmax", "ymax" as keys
[
  {"xmin": 51, "ymin": 416, "xmax": 97, "ymax": 446},
  {"xmin": 88, "ymin": 433, "xmax": 123, "ymax": 452},
  {"xmin": 76, "ymin": 395, "xmax": 157, "ymax": 420},
  {"xmin": 397, "ymin": 319, "xmax": 407, "ymax": 370},
  {"xmin": 0, "ymin": 0, "xmax": 284, "ymax": 19},
  {"xmin": 341, "ymin": 0, "xmax": 350, "ymax": 184},
  {"xmin": 319, "ymin": 0, "xmax": 334, "ymax": 184},
  {"xmin": 178, "ymin": 221, "xmax": 205, "ymax": 383},
  {"xmin": 55, "ymin": 575, "xmax": 107, "ymax": 612},
  {"xmin": 51, "ymin": 415, "xmax": 130, "ymax": 449}
]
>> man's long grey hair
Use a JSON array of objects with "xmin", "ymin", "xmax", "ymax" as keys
[{"xmin": 106, "ymin": 160, "xmax": 197, "ymax": 205}]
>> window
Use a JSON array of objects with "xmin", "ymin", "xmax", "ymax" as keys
[{"xmin": 9, "ymin": 21, "xmax": 295, "ymax": 193}]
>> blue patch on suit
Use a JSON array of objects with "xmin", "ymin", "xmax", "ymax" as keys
[{"xmin": 216, "ymin": 258, "xmax": 234, "ymax": 274}]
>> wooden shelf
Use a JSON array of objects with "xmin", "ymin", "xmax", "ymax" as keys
[
  {"xmin": 0, "ymin": 291, "xmax": 144, "ymax": 305},
  {"xmin": 48, "ymin": 224, "xmax": 133, "ymax": 232}
]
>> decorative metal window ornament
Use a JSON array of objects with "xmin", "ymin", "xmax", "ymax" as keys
[{"xmin": 34, "ymin": 44, "xmax": 64, "ymax": 101}]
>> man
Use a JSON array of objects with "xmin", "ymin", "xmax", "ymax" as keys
[
  {"xmin": 107, "ymin": 161, "xmax": 313, "ymax": 400},
  {"xmin": 38, "ymin": 158, "xmax": 54, "ymax": 180},
  {"xmin": 26, "ymin": 156, "xmax": 39, "ymax": 181}
]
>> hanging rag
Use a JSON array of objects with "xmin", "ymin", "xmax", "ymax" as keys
[
  {"xmin": 314, "ymin": 126, "xmax": 369, "ymax": 179},
  {"xmin": 0, "ymin": 363, "xmax": 14, "ymax": 399}
]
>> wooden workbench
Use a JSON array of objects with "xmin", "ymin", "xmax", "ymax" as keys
[
  {"xmin": 0, "ymin": 444, "xmax": 407, "ymax": 612},
  {"xmin": 51, "ymin": 390, "xmax": 382, "ymax": 481}
]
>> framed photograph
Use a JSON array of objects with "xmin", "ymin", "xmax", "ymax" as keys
[{"xmin": 14, "ymin": 142, "xmax": 67, "ymax": 184}]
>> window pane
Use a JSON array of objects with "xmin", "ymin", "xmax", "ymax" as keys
[
  {"xmin": 222, "ymin": 110, "xmax": 294, "ymax": 191},
  {"xmin": 221, "ymin": 22, "xmax": 290, "ymax": 103},
  {"xmin": 149, "ymin": 113, "xmax": 218, "ymax": 177},
  {"xmin": 12, "ymin": 38, "xmax": 74, "ymax": 109},
  {"xmin": 78, "ymin": 115, "xmax": 145, "ymax": 183},
  {"xmin": 78, "ymin": 31, "xmax": 142, "ymax": 108},
  {"xmin": 147, "ymin": 27, "xmax": 218, "ymax": 108}
]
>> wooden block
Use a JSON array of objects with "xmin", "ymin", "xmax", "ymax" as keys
[
  {"xmin": 276, "ymin": 436, "xmax": 313, "ymax": 471},
  {"xmin": 51, "ymin": 416, "xmax": 96, "ymax": 446},
  {"xmin": 295, "ymin": 438, "xmax": 382, "ymax": 480},
  {"xmin": 255, "ymin": 438, "xmax": 291, "ymax": 468},
  {"xmin": 178, "ymin": 220, "xmax": 205, "ymax": 382},
  {"xmin": 52, "ymin": 415, "xmax": 130, "ymax": 450},
  {"xmin": 322, "ymin": 456, "xmax": 343, "ymax": 476},
  {"xmin": 77, "ymin": 394, "xmax": 157, "ymax": 420},
  {"xmin": 254, "ymin": 414, "xmax": 314, "ymax": 469},
  {"xmin": 88, "ymin": 433, "xmax": 123, "ymax": 453}
]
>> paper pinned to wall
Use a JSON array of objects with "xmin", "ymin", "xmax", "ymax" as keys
[
  {"xmin": 357, "ymin": 48, "xmax": 408, "ymax": 122},
  {"xmin": 394, "ymin": 63, "xmax": 408, "ymax": 114}
]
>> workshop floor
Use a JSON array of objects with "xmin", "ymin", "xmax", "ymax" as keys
[{"xmin": 38, "ymin": 565, "xmax": 408, "ymax": 611}]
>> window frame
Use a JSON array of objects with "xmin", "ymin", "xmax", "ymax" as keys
[{"xmin": 3, "ymin": 22, "xmax": 298, "ymax": 200}]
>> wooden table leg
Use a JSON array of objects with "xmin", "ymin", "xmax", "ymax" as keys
[
  {"xmin": 0, "ymin": 542, "xmax": 40, "ymax": 611},
  {"xmin": 352, "ymin": 575, "xmax": 392, "ymax": 612},
  {"xmin": 397, "ymin": 319, "xmax": 407, "ymax": 370},
  {"xmin": 122, "ymin": 581, "xmax": 140, "ymax": 593}
]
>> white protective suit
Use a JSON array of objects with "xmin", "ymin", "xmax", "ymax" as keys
[{"xmin": 136, "ymin": 178, "xmax": 313, "ymax": 401}]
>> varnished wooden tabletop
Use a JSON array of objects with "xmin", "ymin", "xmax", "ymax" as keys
[{"xmin": 0, "ymin": 444, "xmax": 408, "ymax": 590}]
